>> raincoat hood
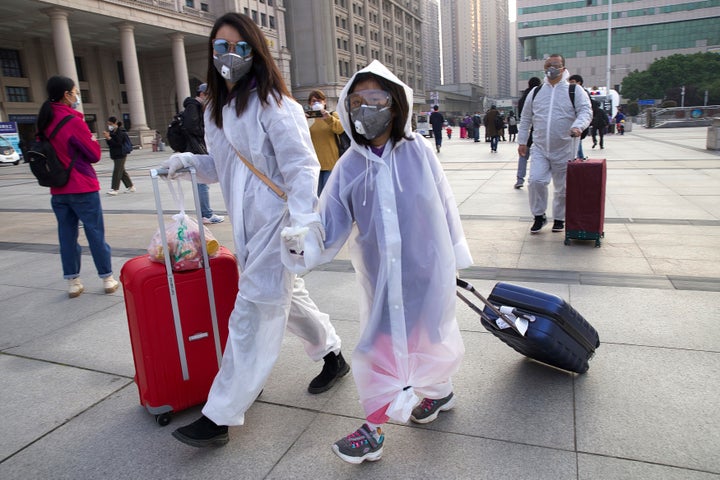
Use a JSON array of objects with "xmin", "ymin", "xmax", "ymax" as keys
[{"xmin": 336, "ymin": 60, "xmax": 414, "ymax": 151}]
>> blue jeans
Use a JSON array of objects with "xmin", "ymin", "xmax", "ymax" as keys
[
  {"xmin": 198, "ymin": 183, "xmax": 213, "ymax": 219},
  {"xmin": 490, "ymin": 135, "xmax": 499, "ymax": 151},
  {"xmin": 577, "ymin": 141, "xmax": 585, "ymax": 159},
  {"xmin": 51, "ymin": 192, "xmax": 113, "ymax": 280},
  {"xmin": 517, "ymin": 153, "xmax": 529, "ymax": 183}
]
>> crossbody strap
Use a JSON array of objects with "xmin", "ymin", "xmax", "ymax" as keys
[{"xmin": 229, "ymin": 144, "xmax": 287, "ymax": 201}]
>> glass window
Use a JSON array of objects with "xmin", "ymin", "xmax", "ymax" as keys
[
  {"xmin": 185, "ymin": 0, "xmax": 194, "ymax": 8},
  {"xmin": 0, "ymin": 49, "xmax": 23, "ymax": 77},
  {"xmin": 269, "ymin": 16, "xmax": 275, "ymax": 29},
  {"xmin": 75, "ymin": 56, "xmax": 86, "ymax": 82},
  {"xmin": 117, "ymin": 61, "xmax": 125, "ymax": 84},
  {"xmin": 5, "ymin": 86, "xmax": 30, "ymax": 102}
]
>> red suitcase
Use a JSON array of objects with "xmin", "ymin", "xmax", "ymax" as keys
[
  {"xmin": 565, "ymin": 158, "xmax": 606, "ymax": 247},
  {"xmin": 120, "ymin": 168, "xmax": 238, "ymax": 426}
]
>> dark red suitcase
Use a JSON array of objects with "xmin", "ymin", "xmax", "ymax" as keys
[
  {"xmin": 120, "ymin": 168, "xmax": 238, "ymax": 426},
  {"xmin": 565, "ymin": 158, "xmax": 606, "ymax": 247}
]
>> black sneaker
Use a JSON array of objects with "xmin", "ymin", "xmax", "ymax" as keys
[
  {"xmin": 332, "ymin": 423, "xmax": 384, "ymax": 464},
  {"xmin": 308, "ymin": 351, "xmax": 350, "ymax": 394},
  {"xmin": 514, "ymin": 181, "xmax": 523, "ymax": 189},
  {"xmin": 410, "ymin": 392, "xmax": 457, "ymax": 424},
  {"xmin": 552, "ymin": 220, "xmax": 565, "ymax": 232},
  {"xmin": 530, "ymin": 215, "xmax": 547, "ymax": 234},
  {"xmin": 172, "ymin": 415, "xmax": 228, "ymax": 447}
]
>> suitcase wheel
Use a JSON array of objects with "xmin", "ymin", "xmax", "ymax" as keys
[{"xmin": 155, "ymin": 412, "xmax": 172, "ymax": 427}]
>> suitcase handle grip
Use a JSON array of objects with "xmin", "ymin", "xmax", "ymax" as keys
[{"xmin": 456, "ymin": 278, "xmax": 525, "ymax": 336}]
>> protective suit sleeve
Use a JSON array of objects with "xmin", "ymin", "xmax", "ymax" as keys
[
  {"xmin": 426, "ymin": 142, "xmax": 473, "ymax": 270},
  {"xmin": 266, "ymin": 99, "xmax": 321, "ymax": 227}
]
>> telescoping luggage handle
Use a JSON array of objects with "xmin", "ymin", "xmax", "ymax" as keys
[
  {"xmin": 150, "ymin": 167, "xmax": 223, "ymax": 381},
  {"xmin": 456, "ymin": 278, "xmax": 533, "ymax": 336}
]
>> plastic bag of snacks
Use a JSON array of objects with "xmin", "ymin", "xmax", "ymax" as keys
[{"xmin": 147, "ymin": 212, "xmax": 219, "ymax": 271}]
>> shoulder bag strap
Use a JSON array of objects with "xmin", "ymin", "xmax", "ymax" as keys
[
  {"xmin": 48, "ymin": 115, "xmax": 77, "ymax": 169},
  {"xmin": 229, "ymin": 144, "xmax": 287, "ymax": 201}
]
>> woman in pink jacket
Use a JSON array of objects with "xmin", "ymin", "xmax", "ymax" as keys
[{"xmin": 37, "ymin": 75, "xmax": 119, "ymax": 298}]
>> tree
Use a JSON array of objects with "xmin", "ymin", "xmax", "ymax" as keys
[{"xmin": 620, "ymin": 52, "xmax": 720, "ymax": 105}]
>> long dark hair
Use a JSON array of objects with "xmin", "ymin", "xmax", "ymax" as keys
[
  {"xmin": 37, "ymin": 75, "xmax": 74, "ymax": 134},
  {"xmin": 346, "ymin": 72, "xmax": 413, "ymax": 148},
  {"xmin": 205, "ymin": 13, "xmax": 291, "ymax": 129}
]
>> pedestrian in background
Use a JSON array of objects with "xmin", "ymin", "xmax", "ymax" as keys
[
  {"xmin": 39, "ymin": 75, "xmax": 119, "ymax": 297},
  {"xmin": 514, "ymin": 77, "xmax": 542, "ymax": 189},
  {"xmin": 103, "ymin": 116, "xmax": 135, "ymax": 195},
  {"xmin": 429, "ymin": 104, "xmax": 444, "ymax": 153},
  {"xmin": 306, "ymin": 89, "xmax": 345, "ymax": 194}
]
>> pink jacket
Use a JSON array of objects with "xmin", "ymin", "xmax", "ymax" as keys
[{"xmin": 47, "ymin": 103, "xmax": 101, "ymax": 195}]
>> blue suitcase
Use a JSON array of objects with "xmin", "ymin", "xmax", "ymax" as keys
[{"xmin": 456, "ymin": 279, "xmax": 600, "ymax": 373}]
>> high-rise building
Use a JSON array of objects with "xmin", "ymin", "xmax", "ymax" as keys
[
  {"xmin": 285, "ymin": 0, "xmax": 427, "ymax": 109},
  {"xmin": 440, "ymin": 0, "xmax": 511, "ymax": 98},
  {"xmin": 515, "ymin": 0, "xmax": 720, "ymax": 97},
  {"xmin": 421, "ymin": 0, "xmax": 442, "ymax": 92}
]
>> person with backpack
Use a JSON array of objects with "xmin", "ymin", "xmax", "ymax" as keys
[
  {"xmin": 37, "ymin": 75, "xmax": 119, "ymax": 298},
  {"xmin": 517, "ymin": 54, "xmax": 592, "ymax": 234},
  {"xmin": 103, "ymin": 116, "xmax": 135, "ymax": 196},
  {"xmin": 180, "ymin": 84, "xmax": 224, "ymax": 224}
]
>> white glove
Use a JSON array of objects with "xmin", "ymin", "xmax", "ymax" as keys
[
  {"xmin": 281, "ymin": 222, "xmax": 325, "ymax": 256},
  {"xmin": 160, "ymin": 152, "xmax": 195, "ymax": 179}
]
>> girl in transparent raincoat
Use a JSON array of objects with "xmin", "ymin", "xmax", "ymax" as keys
[{"xmin": 283, "ymin": 60, "xmax": 473, "ymax": 464}]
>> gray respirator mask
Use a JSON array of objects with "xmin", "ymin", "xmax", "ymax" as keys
[
  {"xmin": 545, "ymin": 67, "xmax": 563, "ymax": 80},
  {"xmin": 350, "ymin": 106, "xmax": 392, "ymax": 141},
  {"xmin": 213, "ymin": 53, "xmax": 253, "ymax": 83}
]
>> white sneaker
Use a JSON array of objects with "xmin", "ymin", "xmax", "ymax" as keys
[
  {"xmin": 106, "ymin": 190, "xmax": 119, "ymax": 196},
  {"xmin": 68, "ymin": 278, "xmax": 84, "ymax": 298},
  {"xmin": 103, "ymin": 275, "xmax": 119, "ymax": 294},
  {"xmin": 126, "ymin": 186, "xmax": 136, "ymax": 193},
  {"xmin": 202, "ymin": 215, "xmax": 225, "ymax": 224}
]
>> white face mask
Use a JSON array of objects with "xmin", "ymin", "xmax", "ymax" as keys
[
  {"xmin": 311, "ymin": 102, "xmax": 324, "ymax": 111},
  {"xmin": 108, "ymin": 125, "xmax": 116, "ymax": 132}
]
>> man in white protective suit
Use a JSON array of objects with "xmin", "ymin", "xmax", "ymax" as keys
[{"xmin": 517, "ymin": 54, "xmax": 592, "ymax": 235}]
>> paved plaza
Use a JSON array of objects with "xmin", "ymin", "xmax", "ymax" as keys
[{"xmin": 1, "ymin": 126, "xmax": 719, "ymax": 479}]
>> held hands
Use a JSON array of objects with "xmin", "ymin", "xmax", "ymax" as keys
[
  {"xmin": 281, "ymin": 222, "xmax": 326, "ymax": 256},
  {"xmin": 160, "ymin": 152, "xmax": 196, "ymax": 179}
]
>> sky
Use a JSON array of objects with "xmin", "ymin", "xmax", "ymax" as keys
[{"xmin": 509, "ymin": 0, "xmax": 517, "ymax": 22}]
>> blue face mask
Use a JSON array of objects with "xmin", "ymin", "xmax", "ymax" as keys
[{"xmin": 71, "ymin": 92, "xmax": 81, "ymax": 110}]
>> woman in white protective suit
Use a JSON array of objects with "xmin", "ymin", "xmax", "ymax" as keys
[
  {"xmin": 282, "ymin": 60, "xmax": 473, "ymax": 464},
  {"xmin": 163, "ymin": 12, "xmax": 348, "ymax": 448}
]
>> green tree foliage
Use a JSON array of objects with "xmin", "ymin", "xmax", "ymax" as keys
[{"xmin": 620, "ymin": 53, "xmax": 720, "ymax": 105}]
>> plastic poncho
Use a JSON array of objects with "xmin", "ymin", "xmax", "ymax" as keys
[
  {"xmin": 296, "ymin": 60, "xmax": 473, "ymax": 422},
  {"xmin": 517, "ymin": 70, "xmax": 593, "ymax": 162},
  {"xmin": 188, "ymin": 89, "xmax": 340, "ymax": 426}
]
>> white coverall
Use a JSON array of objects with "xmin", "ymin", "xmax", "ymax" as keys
[
  {"xmin": 285, "ymin": 61, "xmax": 473, "ymax": 423},
  {"xmin": 517, "ymin": 71, "xmax": 592, "ymax": 221},
  {"xmin": 185, "ymin": 91, "xmax": 342, "ymax": 426}
]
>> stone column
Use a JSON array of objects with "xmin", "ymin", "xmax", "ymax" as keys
[
  {"xmin": 46, "ymin": 8, "xmax": 81, "ymax": 112},
  {"xmin": 117, "ymin": 22, "xmax": 149, "ymax": 132},
  {"xmin": 170, "ymin": 33, "xmax": 191, "ymax": 108}
]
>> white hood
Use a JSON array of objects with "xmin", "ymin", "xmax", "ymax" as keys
[{"xmin": 336, "ymin": 60, "xmax": 414, "ymax": 149}]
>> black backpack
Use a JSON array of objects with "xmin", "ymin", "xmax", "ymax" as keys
[
  {"xmin": 166, "ymin": 111, "xmax": 187, "ymax": 152},
  {"xmin": 335, "ymin": 132, "xmax": 351, "ymax": 156},
  {"xmin": 121, "ymin": 131, "xmax": 133, "ymax": 155},
  {"xmin": 26, "ymin": 115, "xmax": 76, "ymax": 188},
  {"xmin": 494, "ymin": 115, "xmax": 504, "ymax": 130}
]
